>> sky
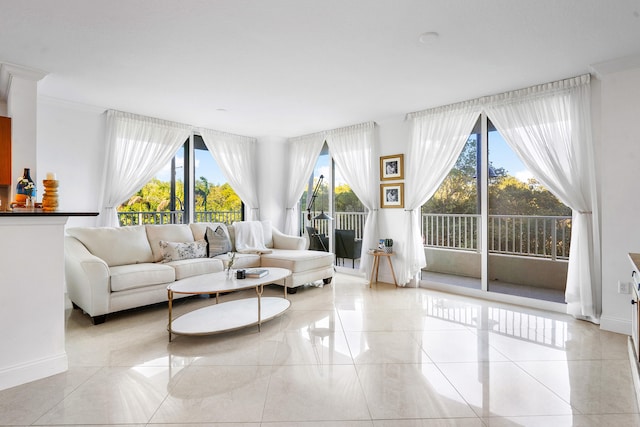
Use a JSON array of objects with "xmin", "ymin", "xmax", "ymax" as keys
[
  {"xmin": 155, "ymin": 150, "xmax": 227, "ymax": 184},
  {"xmin": 489, "ymin": 131, "xmax": 533, "ymax": 183},
  {"xmin": 314, "ymin": 131, "xmax": 533, "ymax": 187},
  {"xmin": 155, "ymin": 132, "xmax": 532, "ymax": 186}
]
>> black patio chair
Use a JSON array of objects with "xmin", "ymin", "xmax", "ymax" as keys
[
  {"xmin": 334, "ymin": 229, "xmax": 362, "ymax": 268},
  {"xmin": 306, "ymin": 226, "xmax": 329, "ymax": 251}
]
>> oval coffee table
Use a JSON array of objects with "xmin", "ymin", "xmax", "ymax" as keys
[{"xmin": 167, "ymin": 267, "xmax": 291, "ymax": 341}]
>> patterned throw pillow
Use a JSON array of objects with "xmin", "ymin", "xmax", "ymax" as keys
[
  {"xmin": 158, "ymin": 240, "xmax": 207, "ymax": 263},
  {"xmin": 205, "ymin": 225, "xmax": 232, "ymax": 257}
]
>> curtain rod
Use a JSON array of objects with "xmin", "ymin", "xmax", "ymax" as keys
[
  {"xmin": 406, "ymin": 73, "xmax": 591, "ymax": 120},
  {"xmin": 288, "ymin": 120, "xmax": 376, "ymax": 142},
  {"xmin": 198, "ymin": 127, "xmax": 257, "ymax": 143},
  {"xmin": 107, "ymin": 108, "xmax": 256, "ymax": 141}
]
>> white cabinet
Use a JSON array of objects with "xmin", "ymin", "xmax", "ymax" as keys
[
  {"xmin": 630, "ymin": 253, "xmax": 640, "ymax": 362},
  {"xmin": 627, "ymin": 254, "xmax": 640, "ymax": 409},
  {"xmin": 633, "ymin": 279, "xmax": 639, "ymax": 362}
]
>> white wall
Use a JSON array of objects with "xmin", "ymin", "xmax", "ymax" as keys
[
  {"xmin": 597, "ymin": 66, "xmax": 640, "ymax": 334},
  {"xmin": 373, "ymin": 115, "xmax": 411, "ymax": 283},
  {"xmin": 37, "ymin": 97, "xmax": 105, "ymax": 227}
]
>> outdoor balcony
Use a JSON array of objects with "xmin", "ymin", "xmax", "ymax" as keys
[{"xmin": 313, "ymin": 212, "xmax": 570, "ymax": 304}]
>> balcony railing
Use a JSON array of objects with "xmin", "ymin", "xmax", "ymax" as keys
[
  {"xmin": 422, "ymin": 213, "xmax": 571, "ymax": 260},
  {"xmin": 118, "ymin": 211, "xmax": 186, "ymax": 226},
  {"xmin": 335, "ymin": 211, "xmax": 368, "ymax": 238},
  {"xmin": 117, "ymin": 210, "xmax": 241, "ymax": 226},
  {"xmin": 194, "ymin": 210, "xmax": 243, "ymax": 224},
  {"xmin": 118, "ymin": 210, "xmax": 569, "ymax": 261}
]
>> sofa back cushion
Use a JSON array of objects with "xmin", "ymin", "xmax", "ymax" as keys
[
  {"xmin": 66, "ymin": 225, "xmax": 154, "ymax": 267},
  {"xmin": 146, "ymin": 224, "xmax": 194, "ymax": 262},
  {"xmin": 189, "ymin": 222, "xmax": 228, "ymax": 241}
]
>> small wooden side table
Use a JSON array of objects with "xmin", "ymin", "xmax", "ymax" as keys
[{"xmin": 369, "ymin": 251, "xmax": 398, "ymax": 288}]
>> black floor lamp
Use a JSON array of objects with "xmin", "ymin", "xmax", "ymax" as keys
[
  {"xmin": 306, "ymin": 175, "xmax": 332, "ymax": 251},
  {"xmin": 306, "ymin": 175, "xmax": 333, "ymax": 221}
]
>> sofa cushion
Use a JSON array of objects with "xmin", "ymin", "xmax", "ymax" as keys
[
  {"xmin": 213, "ymin": 252, "xmax": 261, "ymax": 269},
  {"xmin": 110, "ymin": 263, "xmax": 176, "ymax": 292},
  {"xmin": 146, "ymin": 224, "xmax": 194, "ymax": 262},
  {"xmin": 168, "ymin": 258, "xmax": 224, "ymax": 280},
  {"xmin": 66, "ymin": 225, "xmax": 153, "ymax": 267},
  {"xmin": 159, "ymin": 240, "xmax": 207, "ymax": 263},
  {"xmin": 205, "ymin": 226, "xmax": 233, "ymax": 257},
  {"xmin": 260, "ymin": 249, "xmax": 334, "ymax": 273}
]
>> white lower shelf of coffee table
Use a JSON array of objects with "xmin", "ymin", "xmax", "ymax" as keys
[{"xmin": 170, "ymin": 297, "xmax": 290, "ymax": 336}]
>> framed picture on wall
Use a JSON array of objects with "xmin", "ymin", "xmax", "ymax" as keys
[
  {"xmin": 380, "ymin": 154, "xmax": 404, "ymax": 181},
  {"xmin": 380, "ymin": 183, "xmax": 404, "ymax": 208}
]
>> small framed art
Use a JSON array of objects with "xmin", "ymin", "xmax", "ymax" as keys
[
  {"xmin": 380, "ymin": 183, "xmax": 404, "ymax": 208},
  {"xmin": 380, "ymin": 154, "xmax": 404, "ymax": 181}
]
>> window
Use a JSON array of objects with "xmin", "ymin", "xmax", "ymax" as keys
[{"xmin": 117, "ymin": 134, "xmax": 243, "ymax": 225}]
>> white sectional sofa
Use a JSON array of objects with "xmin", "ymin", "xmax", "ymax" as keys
[{"xmin": 64, "ymin": 221, "xmax": 334, "ymax": 324}]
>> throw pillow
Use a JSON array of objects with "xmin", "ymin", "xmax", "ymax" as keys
[
  {"xmin": 158, "ymin": 239, "xmax": 207, "ymax": 263},
  {"xmin": 205, "ymin": 225, "xmax": 232, "ymax": 257}
]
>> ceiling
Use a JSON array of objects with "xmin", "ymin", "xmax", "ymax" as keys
[{"xmin": 1, "ymin": 0, "xmax": 640, "ymax": 138}]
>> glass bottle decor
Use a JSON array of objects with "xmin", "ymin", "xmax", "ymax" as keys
[{"xmin": 16, "ymin": 167, "xmax": 36, "ymax": 205}]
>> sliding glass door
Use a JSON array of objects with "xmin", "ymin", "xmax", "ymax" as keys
[{"xmin": 421, "ymin": 114, "xmax": 571, "ymax": 304}]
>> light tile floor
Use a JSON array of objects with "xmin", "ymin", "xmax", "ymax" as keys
[{"xmin": 1, "ymin": 273, "xmax": 639, "ymax": 426}]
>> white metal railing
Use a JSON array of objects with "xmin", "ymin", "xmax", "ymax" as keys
[
  {"xmin": 334, "ymin": 212, "xmax": 367, "ymax": 238},
  {"xmin": 194, "ymin": 210, "xmax": 243, "ymax": 224},
  {"xmin": 423, "ymin": 213, "xmax": 479, "ymax": 252},
  {"xmin": 305, "ymin": 211, "xmax": 367, "ymax": 239},
  {"xmin": 118, "ymin": 211, "xmax": 186, "ymax": 226},
  {"xmin": 117, "ymin": 210, "xmax": 241, "ymax": 226},
  {"xmin": 422, "ymin": 213, "xmax": 571, "ymax": 260},
  {"xmin": 118, "ymin": 210, "xmax": 568, "ymax": 260}
]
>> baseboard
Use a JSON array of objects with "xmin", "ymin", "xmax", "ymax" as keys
[
  {"xmin": 600, "ymin": 315, "xmax": 631, "ymax": 335},
  {"xmin": 0, "ymin": 352, "xmax": 68, "ymax": 391}
]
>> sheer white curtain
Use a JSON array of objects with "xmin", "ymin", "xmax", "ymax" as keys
[
  {"xmin": 401, "ymin": 102, "xmax": 482, "ymax": 285},
  {"xmin": 485, "ymin": 75, "xmax": 600, "ymax": 321},
  {"xmin": 199, "ymin": 128, "xmax": 260, "ymax": 221},
  {"xmin": 325, "ymin": 122, "xmax": 378, "ymax": 277},
  {"xmin": 98, "ymin": 110, "xmax": 191, "ymax": 227},
  {"xmin": 283, "ymin": 133, "xmax": 325, "ymax": 235}
]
